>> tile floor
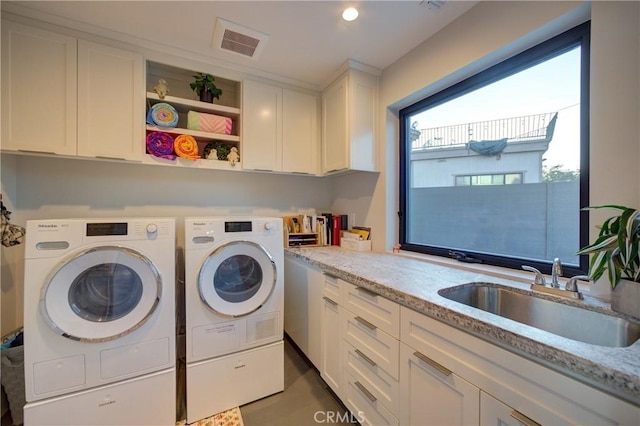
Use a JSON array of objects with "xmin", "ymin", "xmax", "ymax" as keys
[{"xmin": 1, "ymin": 336, "xmax": 353, "ymax": 426}]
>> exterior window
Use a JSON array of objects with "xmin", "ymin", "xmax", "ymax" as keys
[
  {"xmin": 399, "ymin": 23, "xmax": 590, "ymax": 276},
  {"xmin": 455, "ymin": 173, "xmax": 523, "ymax": 186}
]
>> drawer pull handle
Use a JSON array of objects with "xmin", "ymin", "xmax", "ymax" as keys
[
  {"xmin": 510, "ymin": 410, "xmax": 541, "ymax": 426},
  {"xmin": 322, "ymin": 296, "xmax": 338, "ymax": 306},
  {"xmin": 354, "ymin": 349, "xmax": 376, "ymax": 367},
  {"xmin": 354, "ymin": 316, "xmax": 377, "ymax": 330},
  {"xmin": 354, "ymin": 381, "xmax": 377, "ymax": 403},
  {"xmin": 357, "ymin": 286, "xmax": 378, "ymax": 297},
  {"xmin": 413, "ymin": 351, "xmax": 452, "ymax": 376}
]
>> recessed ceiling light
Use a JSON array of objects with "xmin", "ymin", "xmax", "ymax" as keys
[{"xmin": 342, "ymin": 7, "xmax": 359, "ymax": 22}]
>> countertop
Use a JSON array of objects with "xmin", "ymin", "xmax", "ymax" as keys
[{"xmin": 285, "ymin": 246, "xmax": 640, "ymax": 405}]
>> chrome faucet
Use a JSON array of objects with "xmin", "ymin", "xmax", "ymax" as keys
[
  {"xmin": 521, "ymin": 265, "xmax": 546, "ymax": 286},
  {"xmin": 566, "ymin": 275, "xmax": 590, "ymax": 293},
  {"xmin": 551, "ymin": 258, "xmax": 563, "ymax": 288},
  {"xmin": 522, "ymin": 260, "xmax": 585, "ymax": 300}
]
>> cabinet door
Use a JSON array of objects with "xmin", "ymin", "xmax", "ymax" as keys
[
  {"xmin": 282, "ymin": 89, "xmax": 318, "ymax": 174},
  {"xmin": 242, "ymin": 80, "xmax": 282, "ymax": 171},
  {"xmin": 1, "ymin": 21, "xmax": 77, "ymax": 155},
  {"xmin": 283, "ymin": 257, "xmax": 322, "ymax": 368},
  {"xmin": 320, "ymin": 295, "xmax": 341, "ymax": 396},
  {"xmin": 399, "ymin": 342, "xmax": 479, "ymax": 426},
  {"xmin": 284, "ymin": 257, "xmax": 309, "ymax": 354},
  {"xmin": 306, "ymin": 266, "xmax": 323, "ymax": 367},
  {"xmin": 321, "ymin": 74, "xmax": 348, "ymax": 173},
  {"xmin": 480, "ymin": 392, "xmax": 532, "ymax": 426},
  {"xmin": 348, "ymin": 70, "xmax": 377, "ymax": 171},
  {"xmin": 77, "ymin": 40, "xmax": 144, "ymax": 160}
]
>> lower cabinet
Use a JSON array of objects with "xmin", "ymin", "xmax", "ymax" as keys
[
  {"xmin": 283, "ymin": 256, "xmax": 322, "ymax": 366},
  {"xmin": 401, "ymin": 305, "xmax": 640, "ymax": 426},
  {"xmin": 399, "ymin": 342, "xmax": 479, "ymax": 426},
  {"xmin": 320, "ymin": 273, "xmax": 342, "ymax": 395},
  {"xmin": 284, "ymin": 257, "xmax": 640, "ymax": 426}
]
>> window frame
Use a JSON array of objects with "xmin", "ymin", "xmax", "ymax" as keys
[{"xmin": 398, "ymin": 22, "xmax": 590, "ymax": 277}]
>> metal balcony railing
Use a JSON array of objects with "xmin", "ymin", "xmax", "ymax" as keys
[{"xmin": 410, "ymin": 112, "xmax": 558, "ymax": 151}]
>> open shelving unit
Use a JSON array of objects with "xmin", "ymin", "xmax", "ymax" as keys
[{"xmin": 144, "ymin": 61, "xmax": 242, "ymax": 170}]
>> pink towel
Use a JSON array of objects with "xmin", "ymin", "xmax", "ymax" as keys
[{"xmin": 187, "ymin": 111, "xmax": 232, "ymax": 135}]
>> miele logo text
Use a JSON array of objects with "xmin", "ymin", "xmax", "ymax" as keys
[
  {"xmin": 98, "ymin": 400, "xmax": 116, "ymax": 407},
  {"xmin": 37, "ymin": 224, "xmax": 58, "ymax": 229}
]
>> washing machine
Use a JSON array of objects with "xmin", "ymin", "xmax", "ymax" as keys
[
  {"xmin": 23, "ymin": 218, "xmax": 176, "ymax": 425},
  {"xmin": 184, "ymin": 217, "xmax": 284, "ymax": 423}
]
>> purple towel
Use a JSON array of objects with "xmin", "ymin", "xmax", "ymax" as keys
[{"xmin": 146, "ymin": 132, "xmax": 176, "ymax": 160}]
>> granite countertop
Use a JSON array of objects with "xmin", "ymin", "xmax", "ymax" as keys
[{"xmin": 285, "ymin": 246, "xmax": 640, "ymax": 406}]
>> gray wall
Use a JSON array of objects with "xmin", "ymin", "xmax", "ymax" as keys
[{"xmin": 408, "ymin": 181, "xmax": 579, "ymax": 264}]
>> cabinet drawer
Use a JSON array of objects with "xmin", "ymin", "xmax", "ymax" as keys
[
  {"xmin": 342, "ymin": 311, "xmax": 399, "ymax": 379},
  {"xmin": 343, "ymin": 370, "xmax": 399, "ymax": 426},
  {"xmin": 343, "ymin": 339, "xmax": 399, "ymax": 416},
  {"xmin": 342, "ymin": 282, "xmax": 399, "ymax": 338},
  {"xmin": 322, "ymin": 272, "xmax": 342, "ymax": 302},
  {"xmin": 399, "ymin": 342, "xmax": 480, "ymax": 426}
]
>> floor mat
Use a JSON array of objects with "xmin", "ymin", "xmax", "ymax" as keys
[{"xmin": 179, "ymin": 407, "xmax": 244, "ymax": 426}]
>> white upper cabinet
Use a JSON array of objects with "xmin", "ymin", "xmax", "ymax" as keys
[
  {"xmin": 242, "ymin": 79, "xmax": 319, "ymax": 174},
  {"xmin": 282, "ymin": 89, "xmax": 318, "ymax": 174},
  {"xmin": 1, "ymin": 21, "xmax": 77, "ymax": 155},
  {"xmin": 1, "ymin": 20, "xmax": 144, "ymax": 161},
  {"xmin": 322, "ymin": 68, "xmax": 378, "ymax": 174},
  {"xmin": 77, "ymin": 40, "xmax": 144, "ymax": 160},
  {"xmin": 242, "ymin": 80, "xmax": 282, "ymax": 171}
]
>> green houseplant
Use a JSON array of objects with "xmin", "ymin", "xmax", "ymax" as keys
[
  {"xmin": 577, "ymin": 204, "xmax": 639, "ymax": 318},
  {"xmin": 190, "ymin": 73, "xmax": 222, "ymax": 103}
]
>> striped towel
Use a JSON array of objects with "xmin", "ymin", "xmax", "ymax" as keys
[
  {"xmin": 146, "ymin": 132, "xmax": 176, "ymax": 160},
  {"xmin": 147, "ymin": 102, "xmax": 179, "ymax": 127},
  {"xmin": 174, "ymin": 134, "xmax": 199, "ymax": 160},
  {"xmin": 187, "ymin": 111, "xmax": 232, "ymax": 135}
]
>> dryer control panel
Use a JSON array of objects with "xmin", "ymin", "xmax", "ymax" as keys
[{"xmin": 185, "ymin": 217, "xmax": 281, "ymax": 250}]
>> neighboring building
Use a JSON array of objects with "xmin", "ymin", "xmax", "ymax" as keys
[{"xmin": 410, "ymin": 112, "xmax": 557, "ymax": 187}]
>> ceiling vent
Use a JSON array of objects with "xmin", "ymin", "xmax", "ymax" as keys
[{"xmin": 212, "ymin": 18, "xmax": 269, "ymax": 60}]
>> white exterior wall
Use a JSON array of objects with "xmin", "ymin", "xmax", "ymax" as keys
[{"xmin": 411, "ymin": 151, "xmax": 542, "ymax": 188}]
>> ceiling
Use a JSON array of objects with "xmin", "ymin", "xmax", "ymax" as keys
[{"xmin": 2, "ymin": 1, "xmax": 478, "ymax": 89}]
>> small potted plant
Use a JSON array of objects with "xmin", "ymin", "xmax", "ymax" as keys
[
  {"xmin": 577, "ymin": 204, "xmax": 640, "ymax": 318},
  {"xmin": 190, "ymin": 73, "xmax": 223, "ymax": 103}
]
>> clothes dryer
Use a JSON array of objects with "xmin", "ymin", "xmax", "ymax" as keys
[
  {"xmin": 184, "ymin": 217, "xmax": 284, "ymax": 423},
  {"xmin": 23, "ymin": 218, "xmax": 176, "ymax": 425}
]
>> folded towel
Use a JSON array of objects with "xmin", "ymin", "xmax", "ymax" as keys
[
  {"xmin": 187, "ymin": 111, "xmax": 232, "ymax": 135},
  {"xmin": 146, "ymin": 131, "xmax": 176, "ymax": 160},
  {"xmin": 174, "ymin": 134, "xmax": 199, "ymax": 160},
  {"xmin": 147, "ymin": 102, "xmax": 179, "ymax": 127}
]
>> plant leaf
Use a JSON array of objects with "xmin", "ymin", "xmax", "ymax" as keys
[
  {"xmin": 588, "ymin": 250, "xmax": 607, "ymax": 281},
  {"xmin": 577, "ymin": 235, "xmax": 617, "ymax": 254}
]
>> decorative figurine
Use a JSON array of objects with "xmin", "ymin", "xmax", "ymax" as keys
[
  {"xmin": 153, "ymin": 79, "xmax": 169, "ymax": 99},
  {"xmin": 206, "ymin": 148, "xmax": 217, "ymax": 160},
  {"xmin": 227, "ymin": 147, "xmax": 240, "ymax": 166}
]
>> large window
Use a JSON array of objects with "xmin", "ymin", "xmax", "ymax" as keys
[{"xmin": 399, "ymin": 22, "xmax": 590, "ymax": 276}]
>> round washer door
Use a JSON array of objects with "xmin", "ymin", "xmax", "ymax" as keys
[
  {"xmin": 41, "ymin": 246, "xmax": 162, "ymax": 342},
  {"xmin": 198, "ymin": 240, "xmax": 276, "ymax": 317}
]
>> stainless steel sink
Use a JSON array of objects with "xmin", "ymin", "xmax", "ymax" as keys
[{"xmin": 438, "ymin": 284, "xmax": 640, "ymax": 347}]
